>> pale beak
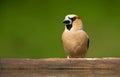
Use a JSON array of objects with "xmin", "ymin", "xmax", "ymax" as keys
[{"xmin": 63, "ymin": 16, "xmax": 72, "ymax": 25}]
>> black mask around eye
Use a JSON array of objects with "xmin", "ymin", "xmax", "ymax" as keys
[{"xmin": 70, "ymin": 17, "xmax": 76, "ymax": 22}]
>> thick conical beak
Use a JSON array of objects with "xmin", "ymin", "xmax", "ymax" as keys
[
  {"xmin": 62, "ymin": 16, "xmax": 72, "ymax": 25},
  {"xmin": 63, "ymin": 20, "xmax": 70, "ymax": 24}
]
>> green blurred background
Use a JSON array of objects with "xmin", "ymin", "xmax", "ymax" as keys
[{"xmin": 0, "ymin": 0, "xmax": 120, "ymax": 58}]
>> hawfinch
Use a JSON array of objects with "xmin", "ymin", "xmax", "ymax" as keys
[{"xmin": 62, "ymin": 14, "xmax": 89, "ymax": 58}]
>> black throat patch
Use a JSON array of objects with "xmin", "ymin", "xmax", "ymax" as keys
[{"xmin": 66, "ymin": 25, "xmax": 72, "ymax": 30}]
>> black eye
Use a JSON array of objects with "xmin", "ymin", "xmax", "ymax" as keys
[{"xmin": 70, "ymin": 17, "xmax": 76, "ymax": 21}]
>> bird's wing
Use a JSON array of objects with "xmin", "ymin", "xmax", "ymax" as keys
[{"xmin": 87, "ymin": 38, "xmax": 89, "ymax": 49}]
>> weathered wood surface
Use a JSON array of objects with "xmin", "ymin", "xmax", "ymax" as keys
[
  {"xmin": 0, "ymin": 58, "xmax": 120, "ymax": 70},
  {"xmin": 0, "ymin": 58, "xmax": 120, "ymax": 77}
]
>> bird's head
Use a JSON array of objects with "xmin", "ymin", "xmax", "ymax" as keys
[{"xmin": 63, "ymin": 14, "xmax": 83, "ymax": 30}]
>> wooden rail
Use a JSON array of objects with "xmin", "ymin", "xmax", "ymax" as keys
[
  {"xmin": 0, "ymin": 58, "xmax": 120, "ymax": 70},
  {"xmin": 0, "ymin": 58, "xmax": 120, "ymax": 77}
]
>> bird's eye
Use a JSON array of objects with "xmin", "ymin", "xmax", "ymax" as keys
[{"xmin": 70, "ymin": 17, "xmax": 76, "ymax": 21}]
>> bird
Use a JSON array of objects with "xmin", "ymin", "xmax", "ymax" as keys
[{"xmin": 62, "ymin": 14, "xmax": 89, "ymax": 58}]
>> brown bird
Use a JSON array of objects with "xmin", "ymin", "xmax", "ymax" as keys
[{"xmin": 62, "ymin": 14, "xmax": 89, "ymax": 58}]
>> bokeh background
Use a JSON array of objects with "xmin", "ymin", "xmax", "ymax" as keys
[{"xmin": 0, "ymin": 0, "xmax": 120, "ymax": 58}]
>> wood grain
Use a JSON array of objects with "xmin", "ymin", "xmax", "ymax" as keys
[{"xmin": 0, "ymin": 58, "xmax": 120, "ymax": 70}]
